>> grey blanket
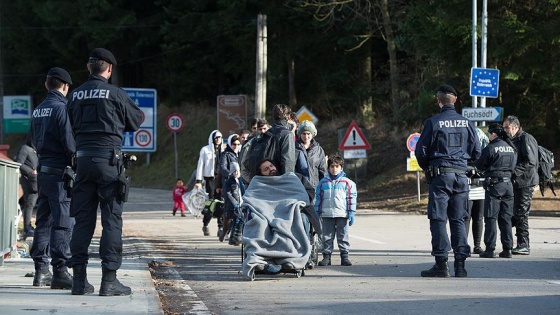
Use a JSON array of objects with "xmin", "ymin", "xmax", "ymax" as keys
[{"xmin": 241, "ymin": 173, "xmax": 311, "ymax": 279}]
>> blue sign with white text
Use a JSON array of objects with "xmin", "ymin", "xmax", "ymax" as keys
[
  {"xmin": 470, "ymin": 68, "xmax": 500, "ymax": 98},
  {"xmin": 122, "ymin": 88, "xmax": 157, "ymax": 152}
]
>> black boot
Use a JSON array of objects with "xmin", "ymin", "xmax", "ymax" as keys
[
  {"xmin": 318, "ymin": 254, "xmax": 331, "ymax": 266},
  {"xmin": 421, "ymin": 257, "xmax": 450, "ymax": 277},
  {"xmin": 454, "ymin": 260, "xmax": 467, "ymax": 278},
  {"xmin": 72, "ymin": 265, "xmax": 95, "ymax": 295},
  {"xmin": 33, "ymin": 269, "xmax": 52, "ymax": 287},
  {"xmin": 499, "ymin": 249, "xmax": 512, "ymax": 258},
  {"xmin": 51, "ymin": 267, "xmax": 73, "ymax": 290},
  {"xmin": 99, "ymin": 269, "xmax": 131, "ymax": 296},
  {"xmin": 341, "ymin": 253, "xmax": 352, "ymax": 266},
  {"xmin": 479, "ymin": 250, "xmax": 495, "ymax": 258}
]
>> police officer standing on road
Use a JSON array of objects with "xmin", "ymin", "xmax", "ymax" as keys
[
  {"xmin": 474, "ymin": 124, "xmax": 517, "ymax": 258},
  {"xmin": 66, "ymin": 48, "xmax": 143, "ymax": 296},
  {"xmin": 503, "ymin": 115, "xmax": 538, "ymax": 255},
  {"xmin": 28, "ymin": 67, "xmax": 76, "ymax": 289},
  {"xmin": 415, "ymin": 84, "xmax": 481, "ymax": 278}
]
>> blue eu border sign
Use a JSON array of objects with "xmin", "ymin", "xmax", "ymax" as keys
[
  {"xmin": 470, "ymin": 68, "xmax": 500, "ymax": 98},
  {"xmin": 122, "ymin": 88, "xmax": 157, "ymax": 152}
]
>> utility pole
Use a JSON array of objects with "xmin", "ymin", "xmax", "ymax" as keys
[
  {"xmin": 255, "ymin": 14, "xmax": 267, "ymax": 119},
  {"xmin": 472, "ymin": 0, "xmax": 478, "ymax": 109},
  {"xmin": 0, "ymin": 2, "xmax": 4, "ymax": 143}
]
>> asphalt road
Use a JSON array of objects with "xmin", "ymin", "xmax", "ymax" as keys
[{"xmin": 123, "ymin": 188, "xmax": 560, "ymax": 315}]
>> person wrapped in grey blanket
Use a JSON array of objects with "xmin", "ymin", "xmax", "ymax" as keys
[{"xmin": 241, "ymin": 172, "xmax": 313, "ymax": 279}]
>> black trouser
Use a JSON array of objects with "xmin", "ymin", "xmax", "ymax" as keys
[
  {"xmin": 31, "ymin": 172, "xmax": 74, "ymax": 271},
  {"xmin": 512, "ymin": 186, "xmax": 535, "ymax": 248},
  {"xmin": 466, "ymin": 199, "xmax": 483, "ymax": 248},
  {"xmin": 483, "ymin": 182, "xmax": 514, "ymax": 251},
  {"xmin": 19, "ymin": 176, "xmax": 38, "ymax": 228},
  {"xmin": 427, "ymin": 173, "xmax": 470, "ymax": 260},
  {"xmin": 67, "ymin": 156, "xmax": 123, "ymax": 271},
  {"xmin": 202, "ymin": 176, "xmax": 223, "ymax": 228}
]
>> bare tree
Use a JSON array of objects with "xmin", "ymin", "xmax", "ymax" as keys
[{"xmin": 299, "ymin": 0, "xmax": 401, "ymax": 121}]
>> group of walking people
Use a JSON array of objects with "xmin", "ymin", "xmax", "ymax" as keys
[{"xmin": 192, "ymin": 104, "xmax": 358, "ymax": 267}]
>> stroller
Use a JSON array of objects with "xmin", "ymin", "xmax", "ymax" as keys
[{"xmin": 239, "ymin": 173, "xmax": 321, "ymax": 281}]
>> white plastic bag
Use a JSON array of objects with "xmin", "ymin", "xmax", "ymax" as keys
[{"xmin": 182, "ymin": 188, "xmax": 208, "ymax": 217}]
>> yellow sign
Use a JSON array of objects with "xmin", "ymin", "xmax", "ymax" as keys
[
  {"xmin": 407, "ymin": 157, "xmax": 423, "ymax": 171},
  {"xmin": 296, "ymin": 105, "xmax": 319, "ymax": 124}
]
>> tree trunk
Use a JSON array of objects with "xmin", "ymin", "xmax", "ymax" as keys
[
  {"xmin": 360, "ymin": 51, "xmax": 373, "ymax": 121},
  {"xmin": 288, "ymin": 59, "xmax": 297, "ymax": 107},
  {"xmin": 380, "ymin": 0, "xmax": 400, "ymax": 120}
]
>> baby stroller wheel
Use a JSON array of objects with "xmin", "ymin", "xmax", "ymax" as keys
[{"xmin": 295, "ymin": 270, "xmax": 303, "ymax": 278}]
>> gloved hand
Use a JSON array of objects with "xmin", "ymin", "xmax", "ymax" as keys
[
  {"xmin": 466, "ymin": 166, "xmax": 477, "ymax": 178},
  {"xmin": 348, "ymin": 211, "xmax": 355, "ymax": 226}
]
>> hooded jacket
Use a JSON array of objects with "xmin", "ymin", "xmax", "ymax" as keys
[
  {"xmin": 314, "ymin": 170, "xmax": 357, "ymax": 218},
  {"xmin": 220, "ymin": 134, "xmax": 240, "ymax": 180},
  {"xmin": 196, "ymin": 130, "xmax": 224, "ymax": 180}
]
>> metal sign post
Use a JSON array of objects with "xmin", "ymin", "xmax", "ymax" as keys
[
  {"xmin": 406, "ymin": 133, "xmax": 422, "ymax": 202},
  {"xmin": 167, "ymin": 113, "xmax": 184, "ymax": 180}
]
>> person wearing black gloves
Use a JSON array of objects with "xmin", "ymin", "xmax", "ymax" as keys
[
  {"xmin": 67, "ymin": 48, "xmax": 143, "ymax": 296},
  {"xmin": 474, "ymin": 124, "xmax": 517, "ymax": 258},
  {"xmin": 415, "ymin": 84, "xmax": 481, "ymax": 278}
]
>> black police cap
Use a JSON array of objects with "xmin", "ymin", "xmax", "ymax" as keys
[
  {"xmin": 47, "ymin": 67, "xmax": 72, "ymax": 85},
  {"xmin": 488, "ymin": 123, "xmax": 503, "ymax": 134},
  {"xmin": 89, "ymin": 48, "xmax": 117, "ymax": 65},
  {"xmin": 437, "ymin": 84, "xmax": 457, "ymax": 97}
]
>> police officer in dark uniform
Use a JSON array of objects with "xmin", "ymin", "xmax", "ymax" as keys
[
  {"xmin": 474, "ymin": 124, "xmax": 517, "ymax": 258},
  {"xmin": 503, "ymin": 115, "xmax": 538, "ymax": 255},
  {"xmin": 415, "ymin": 84, "xmax": 481, "ymax": 278},
  {"xmin": 28, "ymin": 67, "xmax": 76, "ymax": 289},
  {"xmin": 67, "ymin": 48, "xmax": 143, "ymax": 296}
]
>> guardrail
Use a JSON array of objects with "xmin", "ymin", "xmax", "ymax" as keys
[{"xmin": 0, "ymin": 158, "xmax": 21, "ymax": 266}]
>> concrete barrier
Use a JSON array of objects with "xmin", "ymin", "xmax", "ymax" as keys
[{"xmin": 0, "ymin": 158, "xmax": 21, "ymax": 266}]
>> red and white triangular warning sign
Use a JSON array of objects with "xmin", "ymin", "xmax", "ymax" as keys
[{"xmin": 339, "ymin": 120, "xmax": 371, "ymax": 150}]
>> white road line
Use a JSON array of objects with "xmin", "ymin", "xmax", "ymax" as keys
[{"xmin": 350, "ymin": 234, "xmax": 387, "ymax": 244}]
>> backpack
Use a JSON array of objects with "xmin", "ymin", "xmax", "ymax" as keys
[
  {"xmin": 537, "ymin": 145, "xmax": 556, "ymax": 196},
  {"xmin": 246, "ymin": 130, "xmax": 278, "ymax": 178}
]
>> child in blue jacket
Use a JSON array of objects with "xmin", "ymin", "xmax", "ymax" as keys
[{"xmin": 315, "ymin": 153, "xmax": 357, "ymax": 266}]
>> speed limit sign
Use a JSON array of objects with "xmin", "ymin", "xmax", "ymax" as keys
[{"xmin": 166, "ymin": 113, "xmax": 184, "ymax": 133}]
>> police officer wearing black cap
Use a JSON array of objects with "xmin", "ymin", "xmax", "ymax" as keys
[
  {"xmin": 28, "ymin": 67, "xmax": 76, "ymax": 289},
  {"xmin": 474, "ymin": 123, "xmax": 517, "ymax": 258},
  {"xmin": 415, "ymin": 84, "xmax": 481, "ymax": 278},
  {"xmin": 66, "ymin": 48, "xmax": 143, "ymax": 296}
]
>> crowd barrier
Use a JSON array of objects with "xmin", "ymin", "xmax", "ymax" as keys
[{"xmin": 0, "ymin": 158, "xmax": 21, "ymax": 266}]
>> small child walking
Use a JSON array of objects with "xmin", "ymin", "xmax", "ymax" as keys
[
  {"xmin": 172, "ymin": 179, "xmax": 188, "ymax": 217},
  {"xmin": 314, "ymin": 153, "xmax": 357, "ymax": 266}
]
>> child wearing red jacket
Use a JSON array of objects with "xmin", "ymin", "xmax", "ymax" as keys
[{"xmin": 172, "ymin": 179, "xmax": 188, "ymax": 217}]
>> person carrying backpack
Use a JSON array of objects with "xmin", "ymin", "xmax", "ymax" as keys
[
  {"xmin": 266, "ymin": 104, "xmax": 296, "ymax": 175},
  {"xmin": 503, "ymin": 116, "xmax": 538, "ymax": 255},
  {"xmin": 241, "ymin": 105, "xmax": 296, "ymax": 182}
]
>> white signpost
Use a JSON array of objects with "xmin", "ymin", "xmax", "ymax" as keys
[{"xmin": 462, "ymin": 107, "xmax": 502, "ymax": 122}]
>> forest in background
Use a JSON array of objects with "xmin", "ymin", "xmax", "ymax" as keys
[{"xmin": 2, "ymin": 0, "xmax": 560, "ymax": 150}]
